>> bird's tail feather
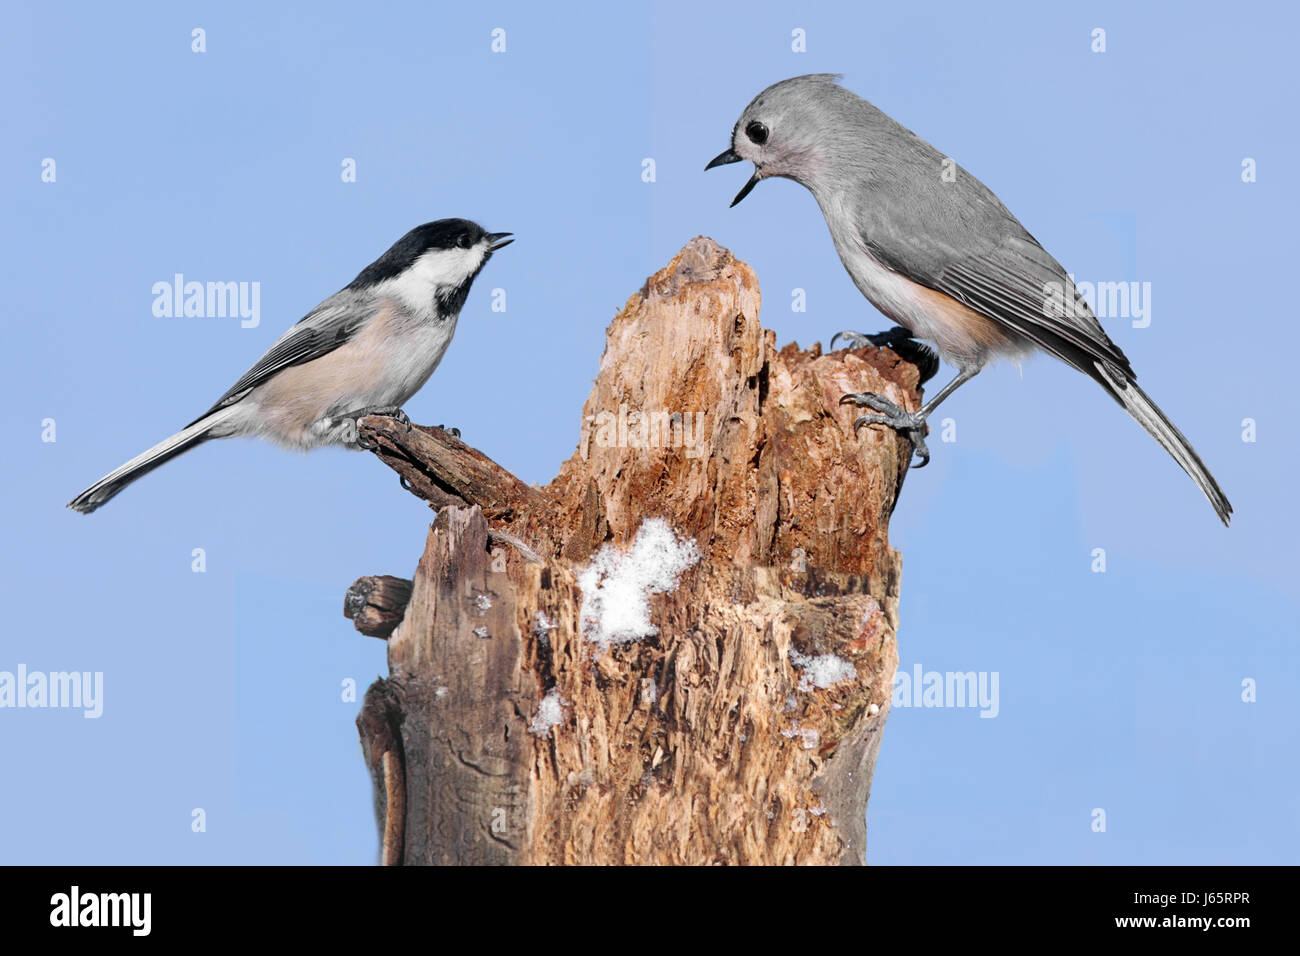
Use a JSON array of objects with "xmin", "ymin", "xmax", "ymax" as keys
[
  {"xmin": 67, "ymin": 406, "xmax": 240, "ymax": 514},
  {"xmin": 1092, "ymin": 361, "xmax": 1233, "ymax": 526}
]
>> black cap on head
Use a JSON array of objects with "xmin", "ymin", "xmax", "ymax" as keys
[{"xmin": 348, "ymin": 219, "xmax": 490, "ymax": 289}]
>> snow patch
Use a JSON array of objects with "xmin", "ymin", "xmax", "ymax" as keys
[
  {"xmin": 779, "ymin": 720, "xmax": 818, "ymax": 749},
  {"xmin": 529, "ymin": 688, "xmax": 566, "ymax": 737},
  {"xmin": 533, "ymin": 612, "xmax": 557, "ymax": 646},
  {"xmin": 789, "ymin": 649, "xmax": 855, "ymax": 691},
  {"xmin": 578, "ymin": 518, "xmax": 700, "ymax": 647}
]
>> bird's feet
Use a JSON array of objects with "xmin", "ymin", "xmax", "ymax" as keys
[
  {"xmin": 436, "ymin": 424, "xmax": 462, "ymax": 439},
  {"xmin": 829, "ymin": 326, "xmax": 940, "ymax": 384},
  {"xmin": 350, "ymin": 405, "xmax": 411, "ymax": 450},
  {"xmin": 359, "ymin": 405, "xmax": 410, "ymax": 429},
  {"xmin": 830, "ymin": 326, "xmax": 913, "ymax": 352},
  {"xmin": 840, "ymin": 391, "xmax": 931, "ymax": 468}
]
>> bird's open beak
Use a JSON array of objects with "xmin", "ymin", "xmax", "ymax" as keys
[
  {"xmin": 728, "ymin": 171, "xmax": 760, "ymax": 207},
  {"xmin": 487, "ymin": 232, "xmax": 514, "ymax": 252},
  {"xmin": 705, "ymin": 149, "xmax": 760, "ymax": 207},
  {"xmin": 705, "ymin": 148, "xmax": 742, "ymax": 170}
]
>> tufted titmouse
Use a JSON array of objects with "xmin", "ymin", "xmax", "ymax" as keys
[
  {"xmin": 708, "ymin": 74, "xmax": 1232, "ymax": 526},
  {"xmin": 68, "ymin": 219, "xmax": 511, "ymax": 514}
]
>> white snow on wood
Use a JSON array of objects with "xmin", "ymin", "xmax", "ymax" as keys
[
  {"xmin": 530, "ymin": 688, "xmax": 566, "ymax": 737},
  {"xmin": 789, "ymin": 649, "xmax": 856, "ymax": 691},
  {"xmin": 578, "ymin": 518, "xmax": 701, "ymax": 647},
  {"xmin": 533, "ymin": 612, "xmax": 558, "ymax": 646}
]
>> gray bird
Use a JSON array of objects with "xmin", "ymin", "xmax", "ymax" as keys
[
  {"xmin": 68, "ymin": 219, "xmax": 512, "ymax": 513},
  {"xmin": 707, "ymin": 74, "xmax": 1231, "ymax": 526}
]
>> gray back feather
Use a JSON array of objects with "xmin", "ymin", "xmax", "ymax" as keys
[{"xmin": 738, "ymin": 75, "xmax": 1132, "ymax": 377}]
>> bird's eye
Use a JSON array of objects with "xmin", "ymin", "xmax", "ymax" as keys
[
  {"xmin": 745, "ymin": 121, "xmax": 769, "ymax": 146},
  {"xmin": 457, "ymin": 234, "xmax": 473, "ymax": 249}
]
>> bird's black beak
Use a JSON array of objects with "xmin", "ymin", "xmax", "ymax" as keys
[
  {"xmin": 705, "ymin": 149, "xmax": 760, "ymax": 207},
  {"xmin": 728, "ymin": 171, "xmax": 760, "ymax": 207},
  {"xmin": 705, "ymin": 148, "xmax": 742, "ymax": 170},
  {"xmin": 487, "ymin": 232, "xmax": 514, "ymax": 253}
]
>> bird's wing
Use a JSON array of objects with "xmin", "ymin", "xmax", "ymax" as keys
[
  {"xmin": 186, "ymin": 294, "xmax": 367, "ymax": 426},
  {"xmin": 858, "ymin": 178, "xmax": 1135, "ymax": 380},
  {"xmin": 938, "ymin": 234, "xmax": 1133, "ymax": 378}
]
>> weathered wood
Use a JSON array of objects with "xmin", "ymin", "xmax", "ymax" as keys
[
  {"xmin": 358, "ymin": 419, "xmax": 547, "ymax": 524},
  {"xmin": 343, "ymin": 575, "xmax": 413, "ymax": 638},
  {"xmin": 384, "ymin": 506, "xmax": 532, "ymax": 865},
  {"xmin": 353, "ymin": 237, "xmax": 925, "ymax": 865},
  {"xmin": 356, "ymin": 679, "xmax": 406, "ymax": 865}
]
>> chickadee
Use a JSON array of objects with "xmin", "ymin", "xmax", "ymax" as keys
[
  {"xmin": 707, "ymin": 74, "xmax": 1231, "ymax": 525},
  {"xmin": 68, "ymin": 219, "xmax": 512, "ymax": 514}
]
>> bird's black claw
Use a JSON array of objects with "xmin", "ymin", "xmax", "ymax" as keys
[
  {"xmin": 829, "ymin": 330, "xmax": 876, "ymax": 351},
  {"xmin": 348, "ymin": 405, "xmax": 410, "ymax": 449},
  {"xmin": 353, "ymin": 405, "xmax": 410, "ymax": 428},
  {"xmin": 353, "ymin": 425, "xmax": 380, "ymax": 452},
  {"xmin": 841, "ymin": 391, "xmax": 905, "ymax": 415},
  {"xmin": 830, "ymin": 326, "xmax": 914, "ymax": 352},
  {"xmin": 436, "ymin": 424, "xmax": 462, "ymax": 439},
  {"xmin": 384, "ymin": 408, "xmax": 411, "ymax": 431},
  {"xmin": 844, "ymin": 391, "xmax": 930, "ymax": 467}
]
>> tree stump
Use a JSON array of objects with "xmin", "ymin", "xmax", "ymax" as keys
[{"xmin": 349, "ymin": 237, "xmax": 928, "ymax": 865}]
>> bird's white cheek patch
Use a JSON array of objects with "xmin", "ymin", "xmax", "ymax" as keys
[{"xmin": 380, "ymin": 247, "xmax": 485, "ymax": 313}]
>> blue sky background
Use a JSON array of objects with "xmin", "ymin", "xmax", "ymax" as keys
[{"xmin": 2, "ymin": 0, "xmax": 1295, "ymax": 864}]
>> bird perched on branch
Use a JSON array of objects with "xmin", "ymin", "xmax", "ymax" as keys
[
  {"xmin": 68, "ymin": 219, "xmax": 512, "ymax": 514},
  {"xmin": 707, "ymin": 74, "xmax": 1231, "ymax": 525}
]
